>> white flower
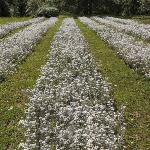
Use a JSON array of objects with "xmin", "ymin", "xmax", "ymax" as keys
[
  {"xmin": 0, "ymin": 17, "xmax": 58, "ymax": 79},
  {"xmin": 20, "ymin": 18, "xmax": 125, "ymax": 149},
  {"xmin": 0, "ymin": 17, "xmax": 44, "ymax": 38},
  {"xmin": 79, "ymin": 17, "xmax": 150, "ymax": 78}
]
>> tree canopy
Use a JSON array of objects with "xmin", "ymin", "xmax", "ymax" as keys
[{"xmin": 0, "ymin": 0, "xmax": 150, "ymax": 17}]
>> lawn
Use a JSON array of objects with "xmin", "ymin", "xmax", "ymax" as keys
[
  {"xmin": 132, "ymin": 15, "xmax": 150, "ymax": 24},
  {"xmin": 0, "ymin": 17, "xmax": 31, "ymax": 25}
]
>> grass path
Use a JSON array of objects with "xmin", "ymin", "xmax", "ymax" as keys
[
  {"xmin": 132, "ymin": 16, "xmax": 150, "ymax": 24},
  {"xmin": 0, "ymin": 17, "xmax": 31, "ymax": 25},
  {"xmin": 76, "ymin": 19, "xmax": 150, "ymax": 149},
  {"xmin": 0, "ymin": 16, "xmax": 64, "ymax": 150}
]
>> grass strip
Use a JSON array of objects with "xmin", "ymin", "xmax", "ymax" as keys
[
  {"xmin": 132, "ymin": 16, "xmax": 150, "ymax": 24},
  {"xmin": 0, "ymin": 17, "xmax": 31, "ymax": 25},
  {"xmin": 76, "ymin": 19, "xmax": 150, "ymax": 149},
  {"xmin": 0, "ymin": 16, "xmax": 64, "ymax": 150}
]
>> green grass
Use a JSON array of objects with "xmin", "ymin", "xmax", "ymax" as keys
[
  {"xmin": 76, "ymin": 19, "xmax": 150, "ymax": 149},
  {"xmin": 0, "ymin": 17, "xmax": 31, "ymax": 25},
  {"xmin": 0, "ymin": 16, "xmax": 64, "ymax": 150},
  {"xmin": 138, "ymin": 19, "xmax": 150, "ymax": 24},
  {"xmin": 132, "ymin": 16, "xmax": 150, "ymax": 24}
]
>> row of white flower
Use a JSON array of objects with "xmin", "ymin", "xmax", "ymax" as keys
[
  {"xmin": 105, "ymin": 16, "xmax": 150, "ymax": 29},
  {"xmin": 79, "ymin": 17, "xmax": 150, "ymax": 78},
  {"xmin": 0, "ymin": 17, "xmax": 58, "ymax": 80},
  {"xmin": 92, "ymin": 16, "xmax": 150, "ymax": 41},
  {"xmin": 20, "ymin": 18, "xmax": 124, "ymax": 149},
  {"xmin": 0, "ymin": 17, "xmax": 45, "ymax": 38},
  {"xmin": 105, "ymin": 16, "xmax": 139, "ymax": 25}
]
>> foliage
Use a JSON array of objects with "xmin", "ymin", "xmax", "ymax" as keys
[
  {"xmin": 26, "ymin": 0, "xmax": 45, "ymax": 16},
  {"xmin": 49, "ymin": 0, "xmax": 150, "ymax": 16},
  {"xmin": 0, "ymin": 0, "xmax": 150, "ymax": 17},
  {"xmin": 35, "ymin": 6, "xmax": 59, "ymax": 17},
  {"xmin": 0, "ymin": 0, "xmax": 10, "ymax": 16}
]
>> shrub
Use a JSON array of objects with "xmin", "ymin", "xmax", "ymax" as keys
[{"xmin": 36, "ymin": 7, "xmax": 59, "ymax": 18}]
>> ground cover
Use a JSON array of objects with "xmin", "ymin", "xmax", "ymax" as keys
[
  {"xmin": 79, "ymin": 17, "xmax": 150, "ymax": 78},
  {"xmin": 0, "ymin": 16, "xmax": 64, "ymax": 149},
  {"xmin": 0, "ymin": 17, "xmax": 57, "ymax": 82},
  {"xmin": 20, "ymin": 18, "xmax": 124, "ymax": 149},
  {"xmin": 0, "ymin": 15, "xmax": 149, "ymax": 150},
  {"xmin": 133, "ymin": 16, "xmax": 150, "ymax": 24},
  {"xmin": 92, "ymin": 16, "xmax": 150, "ymax": 41},
  {"xmin": 0, "ymin": 17, "xmax": 45, "ymax": 39},
  {"xmin": 76, "ymin": 19, "xmax": 150, "ymax": 149},
  {"xmin": 0, "ymin": 17, "xmax": 31, "ymax": 25}
]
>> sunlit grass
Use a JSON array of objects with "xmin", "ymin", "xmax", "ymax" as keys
[{"xmin": 0, "ymin": 17, "xmax": 31, "ymax": 25}]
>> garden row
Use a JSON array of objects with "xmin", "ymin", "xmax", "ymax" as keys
[
  {"xmin": 0, "ymin": 17, "xmax": 58, "ymax": 82},
  {"xmin": 93, "ymin": 16, "xmax": 150, "ymax": 40},
  {"xmin": 79, "ymin": 17, "xmax": 150, "ymax": 78},
  {"xmin": 105, "ymin": 16, "xmax": 150, "ymax": 27},
  {"xmin": 19, "ymin": 18, "xmax": 124, "ymax": 149},
  {"xmin": 0, "ymin": 16, "xmax": 149, "ymax": 149},
  {"xmin": 0, "ymin": 17, "xmax": 44, "ymax": 38}
]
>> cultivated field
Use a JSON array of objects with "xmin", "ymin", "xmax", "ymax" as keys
[{"xmin": 0, "ymin": 16, "xmax": 150, "ymax": 149}]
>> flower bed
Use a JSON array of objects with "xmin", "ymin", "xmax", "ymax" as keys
[
  {"xmin": 79, "ymin": 17, "xmax": 150, "ymax": 78},
  {"xmin": 0, "ymin": 17, "xmax": 58, "ymax": 80},
  {"xmin": 105, "ymin": 16, "xmax": 139, "ymax": 25},
  {"xmin": 105, "ymin": 16, "xmax": 150, "ymax": 30},
  {"xmin": 20, "ymin": 18, "xmax": 123, "ymax": 149},
  {"xmin": 92, "ymin": 16, "xmax": 150, "ymax": 41},
  {"xmin": 0, "ymin": 17, "xmax": 45, "ymax": 38}
]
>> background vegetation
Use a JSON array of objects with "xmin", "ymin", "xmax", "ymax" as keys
[{"xmin": 0, "ymin": 0, "xmax": 150, "ymax": 17}]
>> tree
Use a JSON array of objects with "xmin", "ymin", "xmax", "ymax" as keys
[
  {"xmin": 17, "ymin": 0, "xmax": 27, "ymax": 16},
  {"xmin": 26, "ymin": 0, "xmax": 45, "ymax": 15},
  {"xmin": 0, "ymin": 0, "xmax": 149, "ymax": 17},
  {"xmin": 0, "ymin": 0, "xmax": 10, "ymax": 16}
]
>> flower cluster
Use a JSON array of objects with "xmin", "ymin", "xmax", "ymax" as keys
[
  {"xmin": 0, "ymin": 17, "xmax": 45, "ymax": 38},
  {"xmin": 79, "ymin": 17, "xmax": 150, "ymax": 78},
  {"xmin": 105, "ymin": 16, "xmax": 150, "ymax": 30},
  {"xmin": 92, "ymin": 16, "xmax": 150, "ymax": 41},
  {"xmin": 105, "ymin": 16, "xmax": 139, "ymax": 25},
  {"xmin": 0, "ymin": 17, "xmax": 58, "ymax": 80},
  {"xmin": 20, "ymin": 18, "xmax": 124, "ymax": 150}
]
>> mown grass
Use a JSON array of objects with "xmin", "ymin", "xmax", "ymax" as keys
[
  {"xmin": 0, "ymin": 17, "xmax": 31, "ymax": 25},
  {"xmin": 132, "ymin": 16, "xmax": 150, "ymax": 24},
  {"xmin": 0, "ymin": 16, "xmax": 64, "ymax": 150},
  {"xmin": 138, "ymin": 18, "xmax": 150, "ymax": 24},
  {"xmin": 76, "ymin": 20, "xmax": 150, "ymax": 149}
]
